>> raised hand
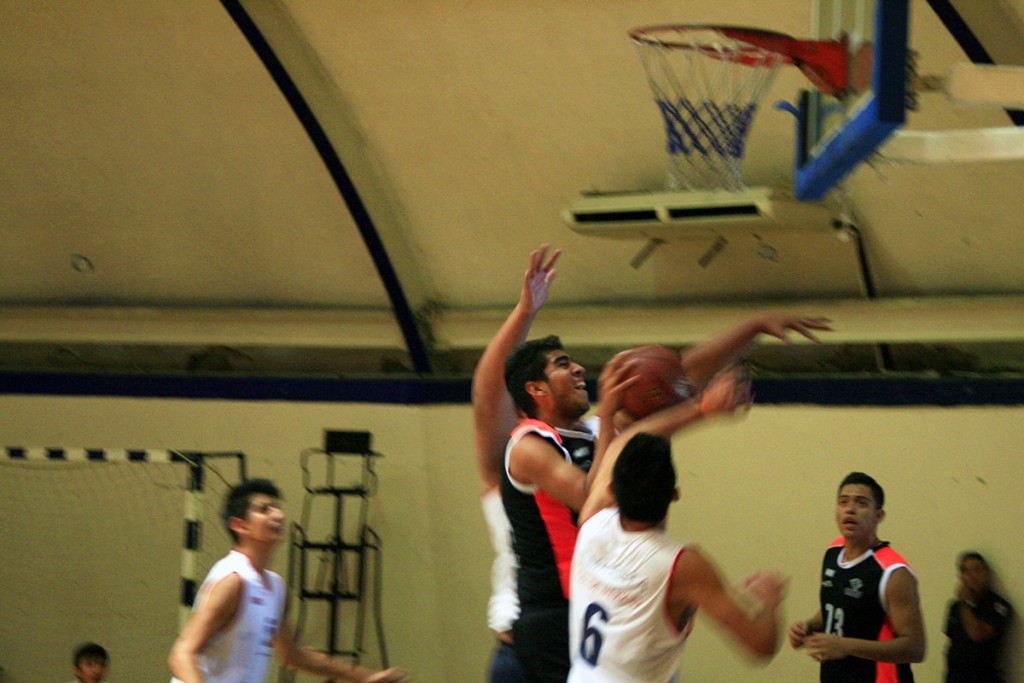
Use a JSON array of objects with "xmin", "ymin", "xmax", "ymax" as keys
[
  {"xmin": 743, "ymin": 570, "xmax": 788, "ymax": 609},
  {"xmin": 596, "ymin": 352, "xmax": 640, "ymax": 422},
  {"xmin": 521, "ymin": 244, "xmax": 561, "ymax": 315},
  {"xmin": 757, "ymin": 313, "xmax": 834, "ymax": 344}
]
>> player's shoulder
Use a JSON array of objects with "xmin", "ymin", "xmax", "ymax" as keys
[
  {"xmin": 670, "ymin": 543, "xmax": 717, "ymax": 589},
  {"xmin": 823, "ymin": 538, "xmax": 845, "ymax": 559},
  {"xmin": 216, "ymin": 570, "xmax": 246, "ymax": 588},
  {"xmin": 873, "ymin": 543, "xmax": 913, "ymax": 570},
  {"xmin": 579, "ymin": 505, "xmax": 617, "ymax": 530},
  {"xmin": 267, "ymin": 568, "xmax": 287, "ymax": 593},
  {"xmin": 674, "ymin": 542, "xmax": 708, "ymax": 568},
  {"xmin": 202, "ymin": 570, "xmax": 246, "ymax": 612},
  {"xmin": 512, "ymin": 430, "xmax": 564, "ymax": 458},
  {"xmin": 508, "ymin": 429, "xmax": 569, "ymax": 483},
  {"xmin": 511, "ymin": 419, "xmax": 563, "ymax": 450}
]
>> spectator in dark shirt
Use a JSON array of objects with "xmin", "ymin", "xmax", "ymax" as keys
[{"xmin": 944, "ymin": 551, "xmax": 1013, "ymax": 683}]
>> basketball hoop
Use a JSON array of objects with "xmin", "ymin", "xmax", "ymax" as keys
[{"xmin": 630, "ymin": 24, "xmax": 847, "ymax": 192}]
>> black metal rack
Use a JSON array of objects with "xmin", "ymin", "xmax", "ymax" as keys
[{"xmin": 281, "ymin": 431, "xmax": 389, "ymax": 682}]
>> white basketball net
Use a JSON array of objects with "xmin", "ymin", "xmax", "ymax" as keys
[{"xmin": 633, "ymin": 27, "xmax": 786, "ymax": 192}]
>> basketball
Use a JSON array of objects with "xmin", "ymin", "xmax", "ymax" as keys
[{"xmin": 615, "ymin": 345, "xmax": 693, "ymax": 419}]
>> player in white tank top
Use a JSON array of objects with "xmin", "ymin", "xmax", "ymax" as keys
[
  {"xmin": 482, "ymin": 487, "xmax": 520, "ymax": 633},
  {"xmin": 168, "ymin": 479, "xmax": 409, "ymax": 683},
  {"xmin": 569, "ymin": 507, "xmax": 691, "ymax": 682},
  {"xmin": 171, "ymin": 550, "xmax": 285, "ymax": 683},
  {"xmin": 567, "ymin": 373, "xmax": 788, "ymax": 683}
]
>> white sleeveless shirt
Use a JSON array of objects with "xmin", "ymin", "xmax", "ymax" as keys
[
  {"xmin": 569, "ymin": 508, "xmax": 691, "ymax": 683},
  {"xmin": 482, "ymin": 486, "xmax": 519, "ymax": 632},
  {"xmin": 172, "ymin": 550, "xmax": 286, "ymax": 683}
]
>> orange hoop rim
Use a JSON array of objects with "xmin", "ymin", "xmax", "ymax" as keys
[
  {"xmin": 629, "ymin": 24, "xmax": 850, "ymax": 96},
  {"xmin": 629, "ymin": 24, "xmax": 797, "ymax": 62}
]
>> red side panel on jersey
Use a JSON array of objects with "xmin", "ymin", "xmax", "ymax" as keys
[
  {"xmin": 873, "ymin": 618, "xmax": 899, "ymax": 683},
  {"xmin": 874, "ymin": 546, "xmax": 912, "ymax": 683},
  {"xmin": 535, "ymin": 489, "xmax": 579, "ymax": 598}
]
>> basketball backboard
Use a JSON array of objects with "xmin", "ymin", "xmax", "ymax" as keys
[{"xmin": 793, "ymin": 0, "xmax": 910, "ymax": 200}]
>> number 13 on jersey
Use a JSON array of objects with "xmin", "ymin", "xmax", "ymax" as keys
[{"xmin": 823, "ymin": 603, "xmax": 845, "ymax": 637}]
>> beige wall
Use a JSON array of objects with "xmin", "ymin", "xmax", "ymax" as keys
[{"xmin": 1, "ymin": 395, "xmax": 1022, "ymax": 682}]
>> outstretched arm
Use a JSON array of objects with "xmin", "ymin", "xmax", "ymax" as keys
[
  {"xmin": 275, "ymin": 612, "xmax": 410, "ymax": 682},
  {"xmin": 671, "ymin": 546, "xmax": 787, "ymax": 659},
  {"xmin": 681, "ymin": 312, "xmax": 833, "ymax": 390},
  {"xmin": 471, "ymin": 245, "xmax": 560, "ymax": 491}
]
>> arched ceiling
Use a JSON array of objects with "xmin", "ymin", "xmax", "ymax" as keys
[{"xmin": 2, "ymin": 0, "xmax": 1023, "ymax": 383}]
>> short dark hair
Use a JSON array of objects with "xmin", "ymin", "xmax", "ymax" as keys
[
  {"xmin": 613, "ymin": 433, "xmax": 676, "ymax": 523},
  {"xmin": 504, "ymin": 335, "xmax": 563, "ymax": 418},
  {"xmin": 958, "ymin": 550, "xmax": 989, "ymax": 571},
  {"xmin": 838, "ymin": 471, "xmax": 884, "ymax": 509},
  {"xmin": 223, "ymin": 478, "xmax": 280, "ymax": 541},
  {"xmin": 73, "ymin": 641, "xmax": 108, "ymax": 666}
]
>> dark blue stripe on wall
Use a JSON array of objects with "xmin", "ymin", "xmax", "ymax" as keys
[
  {"xmin": 46, "ymin": 448, "xmax": 66, "ymax": 460},
  {"xmin": 87, "ymin": 449, "xmax": 107, "ymax": 461},
  {"xmin": 0, "ymin": 371, "xmax": 472, "ymax": 403},
  {"xmin": 2, "ymin": 371, "xmax": 1024, "ymax": 406},
  {"xmin": 217, "ymin": 0, "xmax": 432, "ymax": 373},
  {"xmin": 750, "ymin": 377, "xmax": 1024, "ymax": 406},
  {"xmin": 925, "ymin": 0, "xmax": 1024, "ymax": 125}
]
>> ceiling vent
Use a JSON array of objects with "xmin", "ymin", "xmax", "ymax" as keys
[{"xmin": 563, "ymin": 187, "xmax": 833, "ymax": 240}]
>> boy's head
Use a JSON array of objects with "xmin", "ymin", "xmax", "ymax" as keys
[
  {"xmin": 838, "ymin": 471, "xmax": 885, "ymax": 509},
  {"xmin": 957, "ymin": 550, "xmax": 992, "ymax": 594},
  {"xmin": 504, "ymin": 335, "xmax": 565, "ymax": 417},
  {"xmin": 72, "ymin": 642, "xmax": 108, "ymax": 683},
  {"xmin": 613, "ymin": 433, "xmax": 677, "ymax": 524},
  {"xmin": 835, "ymin": 471, "xmax": 887, "ymax": 541},
  {"xmin": 223, "ymin": 478, "xmax": 281, "ymax": 542}
]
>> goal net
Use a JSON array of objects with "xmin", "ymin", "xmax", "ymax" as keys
[{"xmin": 0, "ymin": 448, "xmax": 244, "ymax": 682}]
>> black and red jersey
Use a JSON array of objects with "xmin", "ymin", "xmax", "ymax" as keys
[
  {"xmin": 501, "ymin": 418, "xmax": 595, "ymax": 607},
  {"xmin": 819, "ymin": 538, "xmax": 916, "ymax": 683}
]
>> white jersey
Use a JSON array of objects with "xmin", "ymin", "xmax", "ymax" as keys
[
  {"xmin": 482, "ymin": 486, "xmax": 519, "ymax": 632},
  {"xmin": 569, "ymin": 508, "xmax": 691, "ymax": 683},
  {"xmin": 171, "ymin": 550, "xmax": 286, "ymax": 683}
]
